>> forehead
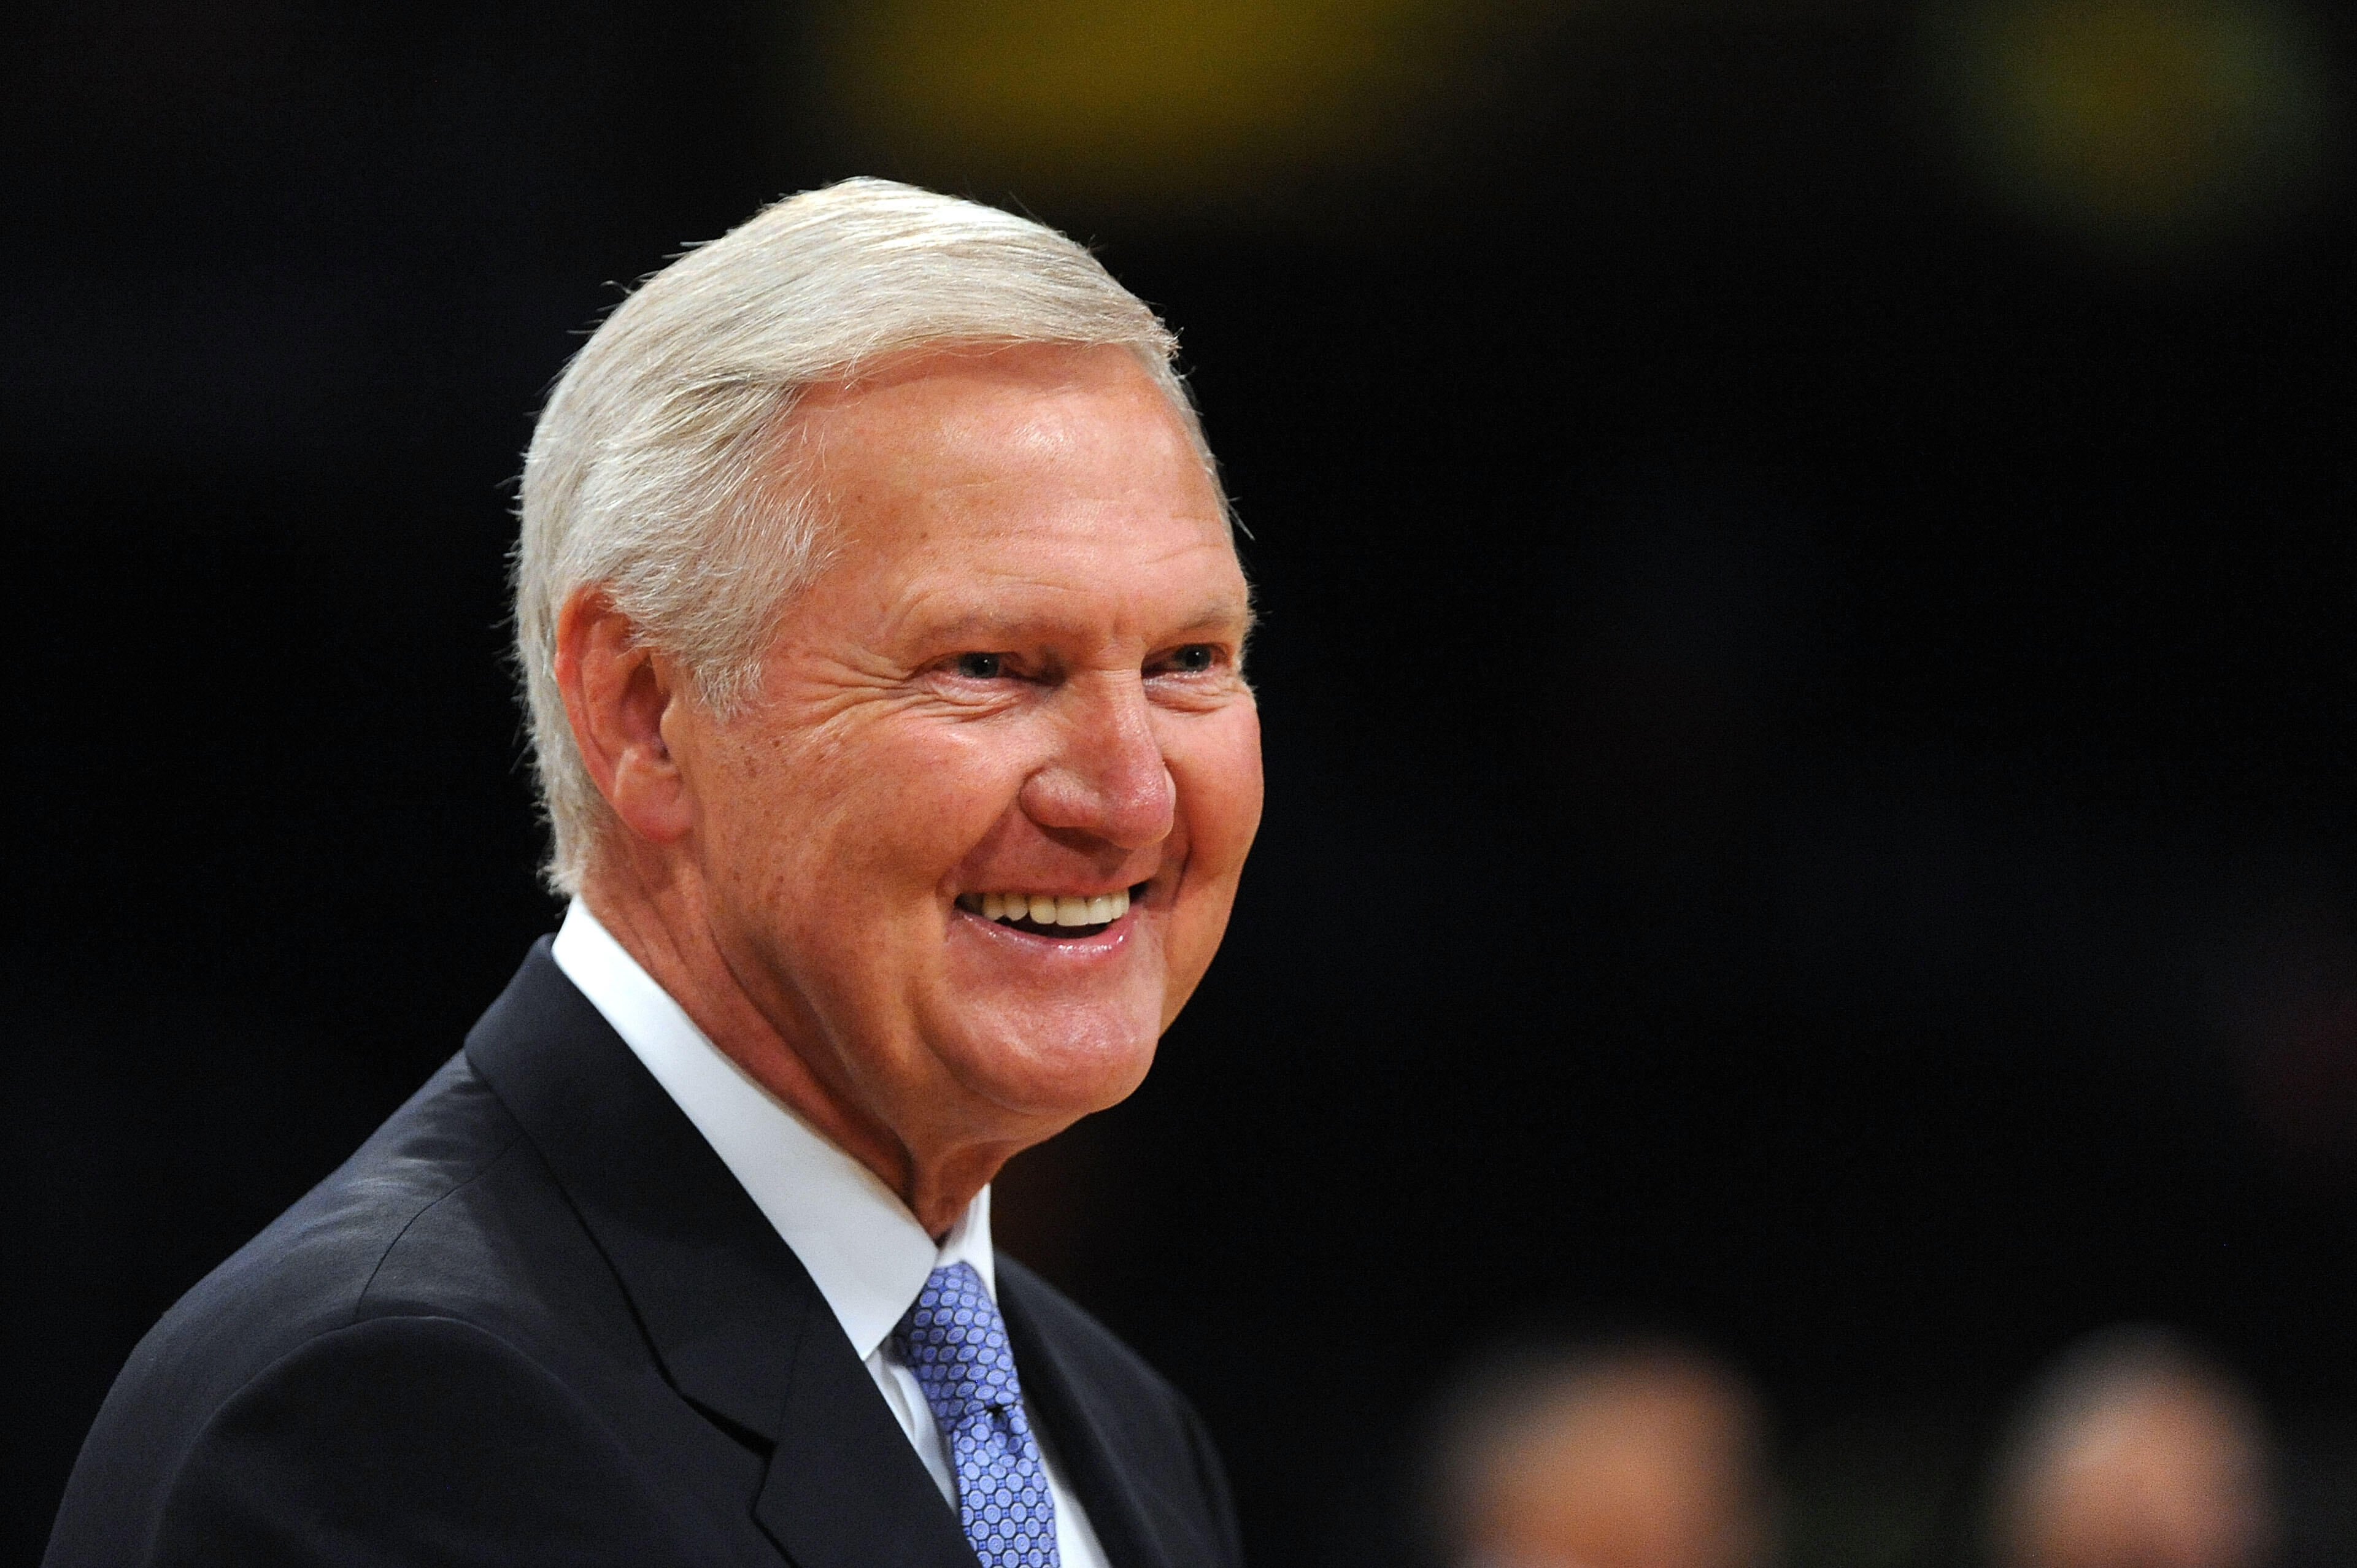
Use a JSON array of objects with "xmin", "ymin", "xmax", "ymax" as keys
[
  {"xmin": 785, "ymin": 345, "xmax": 1242, "ymax": 631},
  {"xmin": 794, "ymin": 343, "xmax": 1209, "ymax": 498}
]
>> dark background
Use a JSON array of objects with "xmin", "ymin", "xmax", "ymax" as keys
[{"xmin": 6, "ymin": 2, "xmax": 2354, "ymax": 1564}]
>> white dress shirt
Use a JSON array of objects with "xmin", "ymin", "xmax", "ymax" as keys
[{"xmin": 551, "ymin": 901, "xmax": 1108, "ymax": 1568}]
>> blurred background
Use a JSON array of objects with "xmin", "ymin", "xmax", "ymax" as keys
[{"xmin": 5, "ymin": 1, "xmax": 2354, "ymax": 1563}]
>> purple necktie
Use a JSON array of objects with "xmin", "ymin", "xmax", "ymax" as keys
[{"xmin": 892, "ymin": 1262, "xmax": 1062, "ymax": 1568}]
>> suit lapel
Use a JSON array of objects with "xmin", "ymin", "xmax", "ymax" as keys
[
  {"xmin": 755, "ymin": 1300, "xmax": 977, "ymax": 1568},
  {"xmin": 464, "ymin": 941, "xmax": 974, "ymax": 1568},
  {"xmin": 999, "ymin": 1262, "xmax": 1198, "ymax": 1568}
]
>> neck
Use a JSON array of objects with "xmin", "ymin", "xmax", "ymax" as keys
[{"xmin": 576, "ymin": 852, "xmax": 1013, "ymax": 1237}]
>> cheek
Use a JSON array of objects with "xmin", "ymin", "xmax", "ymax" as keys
[
  {"xmin": 1171, "ymin": 705, "xmax": 1265, "ymax": 871},
  {"xmin": 810, "ymin": 720, "xmax": 1037, "ymax": 893},
  {"xmin": 698, "ymin": 715, "xmax": 1000, "ymax": 902},
  {"xmin": 1160, "ymin": 707, "xmax": 1264, "ymax": 984}
]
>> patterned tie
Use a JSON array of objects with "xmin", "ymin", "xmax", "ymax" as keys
[{"xmin": 892, "ymin": 1262, "xmax": 1062, "ymax": 1568}]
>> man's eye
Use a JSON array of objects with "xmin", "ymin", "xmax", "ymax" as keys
[
  {"xmin": 1168, "ymin": 645, "xmax": 1215, "ymax": 673},
  {"xmin": 954, "ymin": 652, "xmax": 1004, "ymax": 679}
]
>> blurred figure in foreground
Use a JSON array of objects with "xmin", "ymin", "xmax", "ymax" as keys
[
  {"xmin": 1424, "ymin": 1336, "xmax": 1774, "ymax": 1568},
  {"xmin": 1987, "ymin": 1326, "xmax": 2277, "ymax": 1568}
]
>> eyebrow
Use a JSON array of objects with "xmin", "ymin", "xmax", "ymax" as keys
[{"xmin": 917, "ymin": 597, "xmax": 1256, "ymax": 647}]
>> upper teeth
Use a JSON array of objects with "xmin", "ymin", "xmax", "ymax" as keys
[{"xmin": 962, "ymin": 888, "xmax": 1132, "ymax": 926}]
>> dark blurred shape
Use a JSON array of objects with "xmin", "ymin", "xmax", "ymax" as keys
[
  {"xmin": 1929, "ymin": 0, "xmax": 2337, "ymax": 258},
  {"xmin": 2207, "ymin": 875, "xmax": 2357, "ymax": 1192},
  {"xmin": 1425, "ymin": 1337, "xmax": 1774, "ymax": 1568},
  {"xmin": 2250, "ymin": 990, "xmax": 2357, "ymax": 1185},
  {"xmin": 1987, "ymin": 1327, "xmax": 2276, "ymax": 1568}
]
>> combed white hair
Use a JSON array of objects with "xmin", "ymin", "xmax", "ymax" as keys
[{"xmin": 514, "ymin": 177, "xmax": 1214, "ymax": 894}]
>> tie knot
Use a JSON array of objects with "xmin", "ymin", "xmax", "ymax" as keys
[{"xmin": 892, "ymin": 1262, "xmax": 1023, "ymax": 1420}]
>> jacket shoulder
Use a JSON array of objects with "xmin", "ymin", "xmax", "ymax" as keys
[
  {"xmin": 171, "ymin": 1047, "xmax": 542, "ymax": 1339},
  {"xmin": 45, "ymin": 1051, "xmax": 639, "ymax": 1564},
  {"xmin": 63, "ymin": 1313, "xmax": 694, "ymax": 1567},
  {"xmin": 155, "ymin": 1051, "xmax": 539, "ymax": 1361}
]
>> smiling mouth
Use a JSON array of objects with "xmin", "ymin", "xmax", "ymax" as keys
[{"xmin": 957, "ymin": 885, "xmax": 1140, "ymax": 939}]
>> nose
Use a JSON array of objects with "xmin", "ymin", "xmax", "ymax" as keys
[{"xmin": 1017, "ymin": 673, "xmax": 1175, "ymax": 851}]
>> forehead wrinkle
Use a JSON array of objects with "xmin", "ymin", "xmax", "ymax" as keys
[{"xmin": 789, "ymin": 381, "xmax": 1227, "ymax": 559}]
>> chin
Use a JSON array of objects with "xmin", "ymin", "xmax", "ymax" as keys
[{"xmin": 941, "ymin": 1004, "xmax": 1162, "ymax": 1121}]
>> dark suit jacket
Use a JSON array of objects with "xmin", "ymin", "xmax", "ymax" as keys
[{"xmin": 45, "ymin": 940, "xmax": 1243, "ymax": 1567}]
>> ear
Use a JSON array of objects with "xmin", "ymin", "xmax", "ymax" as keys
[{"xmin": 553, "ymin": 586, "xmax": 696, "ymax": 845}]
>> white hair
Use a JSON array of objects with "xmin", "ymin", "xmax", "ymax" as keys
[{"xmin": 514, "ymin": 177, "xmax": 1216, "ymax": 894}]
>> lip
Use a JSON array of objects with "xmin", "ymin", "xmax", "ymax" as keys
[{"xmin": 949, "ymin": 897, "xmax": 1143, "ymax": 956}]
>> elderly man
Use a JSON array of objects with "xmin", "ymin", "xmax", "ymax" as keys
[{"xmin": 46, "ymin": 180, "xmax": 1261, "ymax": 1568}]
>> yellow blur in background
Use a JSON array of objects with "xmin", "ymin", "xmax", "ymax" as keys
[
  {"xmin": 815, "ymin": 0, "xmax": 2338, "ymax": 258},
  {"xmin": 1938, "ymin": 0, "xmax": 2336, "ymax": 253},
  {"xmin": 812, "ymin": 0, "xmax": 1516, "ymax": 210}
]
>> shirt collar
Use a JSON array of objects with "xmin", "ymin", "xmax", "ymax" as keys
[{"xmin": 549, "ymin": 899, "xmax": 994, "ymax": 1361}]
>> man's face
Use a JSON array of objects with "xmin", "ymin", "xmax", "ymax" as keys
[{"xmin": 675, "ymin": 344, "xmax": 1260, "ymax": 1153}]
